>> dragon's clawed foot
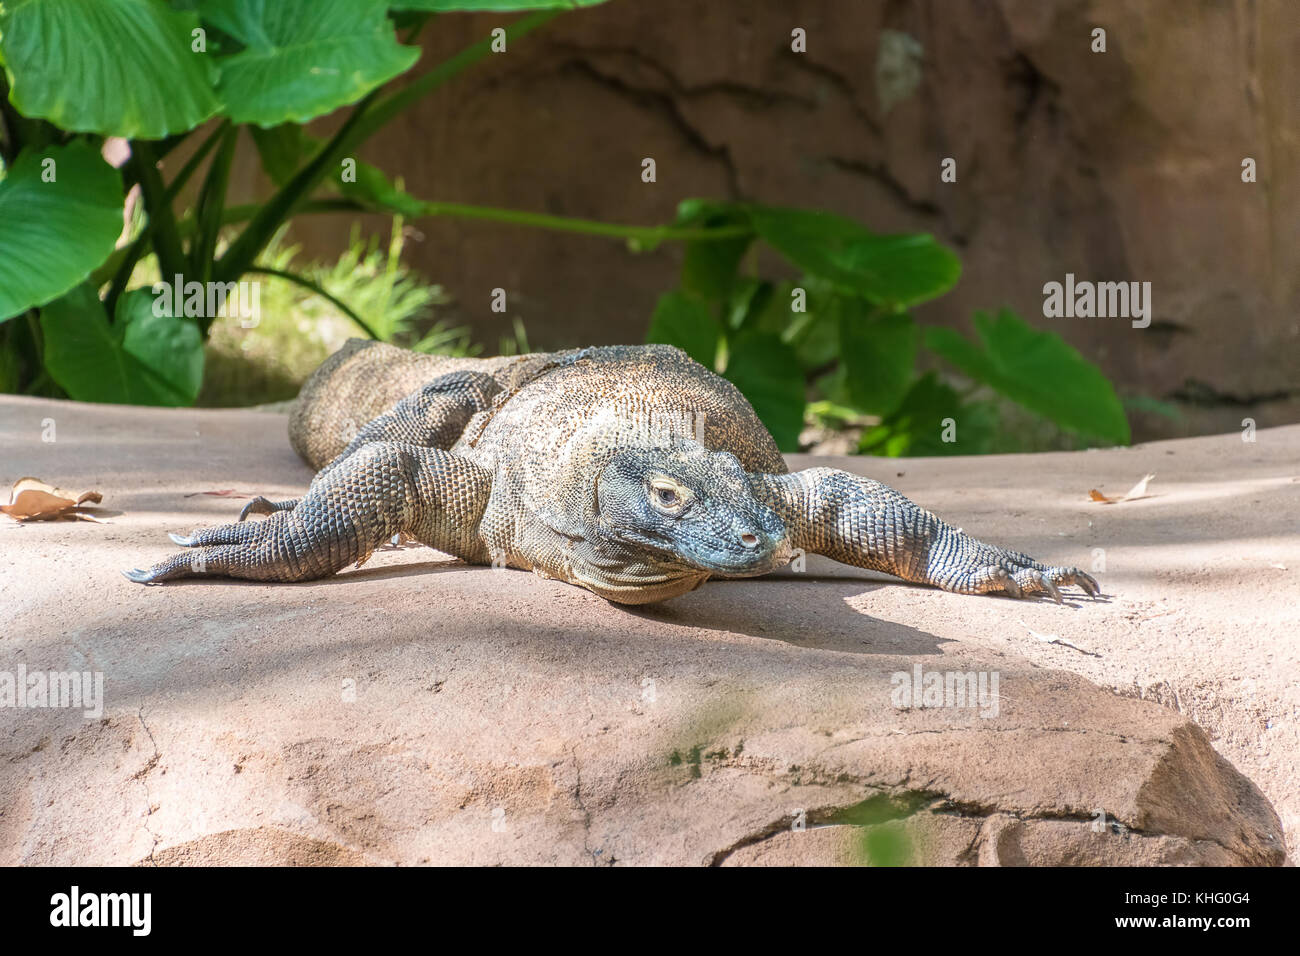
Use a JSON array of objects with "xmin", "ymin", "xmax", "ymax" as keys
[{"xmin": 979, "ymin": 563, "xmax": 1100, "ymax": 603}]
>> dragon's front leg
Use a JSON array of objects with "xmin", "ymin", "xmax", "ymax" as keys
[
  {"xmin": 235, "ymin": 370, "xmax": 502, "ymax": 523},
  {"xmin": 753, "ymin": 468, "xmax": 1099, "ymax": 602},
  {"xmin": 125, "ymin": 443, "xmax": 491, "ymax": 584}
]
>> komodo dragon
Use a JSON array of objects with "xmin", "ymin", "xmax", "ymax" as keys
[{"xmin": 125, "ymin": 341, "xmax": 1100, "ymax": 604}]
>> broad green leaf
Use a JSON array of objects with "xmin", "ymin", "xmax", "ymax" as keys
[
  {"xmin": 790, "ymin": 309, "xmax": 838, "ymax": 369},
  {"xmin": 838, "ymin": 304, "xmax": 917, "ymax": 415},
  {"xmin": 675, "ymin": 202, "xmax": 752, "ymax": 303},
  {"xmin": 725, "ymin": 278, "xmax": 771, "ymax": 332},
  {"xmin": 646, "ymin": 291, "xmax": 718, "ymax": 370},
  {"xmin": 723, "ymin": 332, "xmax": 805, "ymax": 452},
  {"xmin": 41, "ymin": 285, "xmax": 204, "ymax": 405},
  {"xmin": 0, "ymin": 0, "xmax": 220, "ymax": 138},
  {"xmin": 925, "ymin": 309, "xmax": 1130, "ymax": 443},
  {"xmin": 389, "ymin": 1, "xmax": 609, "ymax": 10},
  {"xmin": 248, "ymin": 123, "xmax": 308, "ymax": 185},
  {"xmin": 682, "ymin": 233, "xmax": 752, "ymax": 303},
  {"xmin": 858, "ymin": 372, "xmax": 995, "ymax": 457},
  {"xmin": 747, "ymin": 204, "xmax": 960, "ymax": 308},
  {"xmin": 782, "ymin": 280, "xmax": 843, "ymax": 369},
  {"xmin": 201, "ymin": 0, "xmax": 420, "ymax": 126},
  {"xmin": 118, "ymin": 289, "xmax": 205, "ymax": 403},
  {"xmin": 0, "ymin": 142, "xmax": 123, "ymax": 321}
]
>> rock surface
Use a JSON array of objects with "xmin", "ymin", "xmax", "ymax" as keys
[{"xmin": 0, "ymin": 397, "xmax": 1293, "ymax": 865}]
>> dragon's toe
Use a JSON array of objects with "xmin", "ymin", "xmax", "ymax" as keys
[
  {"xmin": 1006, "ymin": 564, "xmax": 1098, "ymax": 601},
  {"xmin": 238, "ymin": 495, "xmax": 299, "ymax": 521},
  {"xmin": 991, "ymin": 566, "xmax": 1022, "ymax": 598}
]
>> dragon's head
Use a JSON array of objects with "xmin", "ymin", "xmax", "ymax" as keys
[{"xmin": 594, "ymin": 442, "xmax": 790, "ymax": 576}]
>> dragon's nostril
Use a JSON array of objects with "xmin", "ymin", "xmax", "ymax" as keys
[{"xmin": 740, "ymin": 532, "xmax": 759, "ymax": 548}]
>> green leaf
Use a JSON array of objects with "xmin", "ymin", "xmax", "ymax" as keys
[
  {"xmin": 0, "ymin": 0, "xmax": 221, "ymax": 138},
  {"xmin": 747, "ymin": 204, "xmax": 960, "ymax": 308},
  {"xmin": 646, "ymin": 291, "xmax": 718, "ymax": 370},
  {"xmin": 248, "ymin": 123, "xmax": 308, "ymax": 186},
  {"xmin": 682, "ymin": 233, "xmax": 752, "ymax": 303},
  {"xmin": 723, "ymin": 332, "xmax": 805, "ymax": 452},
  {"xmin": 336, "ymin": 156, "xmax": 426, "ymax": 216},
  {"xmin": 725, "ymin": 278, "xmax": 773, "ymax": 332},
  {"xmin": 925, "ymin": 308, "xmax": 1130, "ymax": 444},
  {"xmin": 674, "ymin": 203, "xmax": 752, "ymax": 303},
  {"xmin": 782, "ymin": 281, "xmax": 843, "ymax": 369},
  {"xmin": 117, "ymin": 289, "xmax": 205, "ymax": 403},
  {"xmin": 389, "ymin": 1, "xmax": 609, "ymax": 10},
  {"xmin": 0, "ymin": 142, "xmax": 124, "ymax": 321},
  {"xmin": 838, "ymin": 304, "xmax": 917, "ymax": 415},
  {"xmin": 41, "ymin": 285, "xmax": 204, "ymax": 405},
  {"xmin": 858, "ymin": 373, "xmax": 995, "ymax": 457},
  {"xmin": 201, "ymin": 0, "xmax": 420, "ymax": 126}
]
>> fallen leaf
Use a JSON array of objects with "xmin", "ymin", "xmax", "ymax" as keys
[
  {"xmin": 1089, "ymin": 473, "xmax": 1156, "ymax": 504},
  {"xmin": 183, "ymin": 489, "xmax": 252, "ymax": 499},
  {"xmin": 1, "ymin": 477, "xmax": 107, "ymax": 522}
]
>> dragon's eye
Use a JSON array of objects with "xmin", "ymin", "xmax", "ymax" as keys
[{"xmin": 649, "ymin": 479, "xmax": 686, "ymax": 510}]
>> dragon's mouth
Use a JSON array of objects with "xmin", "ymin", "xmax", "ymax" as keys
[
  {"xmin": 687, "ymin": 536, "xmax": 791, "ymax": 577},
  {"xmin": 608, "ymin": 525, "xmax": 790, "ymax": 577}
]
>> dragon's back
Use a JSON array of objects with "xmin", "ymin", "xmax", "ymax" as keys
[
  {"xmin": 459, "ymin": 344, "xmax": 785, "ymax": 474},
  {"xmin": 290, "ymin": 340, "xmax": 786, "ymax": 475}
]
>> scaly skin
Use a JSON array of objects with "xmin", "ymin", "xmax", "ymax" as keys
[{"xmin": 126, "ymin": 341, "xmax": 1099, "ymax": 604}]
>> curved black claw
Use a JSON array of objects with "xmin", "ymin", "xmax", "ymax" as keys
[
  {"xmin": 992, "ymin": 567, "xmax": 1022, "ymax": 599},
  {"xmin": 1005, "ymin": 565, "xmax": 1099, "ymax": 602},
  {"xmin": 122, "ymin": 568, "xmax": 160, "ymax": 584},
  {"xmin": 1076, "ymin": 572, "xmax": 1101, "ymax": 597},
  {"xmin": 168, "ymin": 532, "xmax": 196, "ymax": 546},
  {"xmin": 238, "ymin": 495, "xmax": 298, "ymax": 522}
]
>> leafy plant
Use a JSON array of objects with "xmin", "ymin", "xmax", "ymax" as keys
[
  {"xmin": 192, "ymin": 223, "xmax": 470, "ymax": 406},
  {"xmin": 0, "ymin": 0, "xmax": 615, "ymax": 402},
  {"xmin": 0, "ymin": 0, "xmax": 1130, "ymax": 457},
  {"xmin": 644, "ymin": 199, "xmax": 1130, "ymax": 454}
]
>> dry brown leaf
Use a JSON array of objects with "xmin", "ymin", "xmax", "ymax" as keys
[
  {"xmin": 1088, "ymin": 473, "xmax": 1156, "ymax": 505},
  {"xmin": 1, "ymin": 477, "xmax": 106, "ymax": 522}
]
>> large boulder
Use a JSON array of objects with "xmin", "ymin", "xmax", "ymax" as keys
[{"xmin": 0, "ymin": 398, "xmax": 1289, "ymax": 865}]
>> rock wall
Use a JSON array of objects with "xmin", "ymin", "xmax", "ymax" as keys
[{"xmin": 245, "ymin": 0, "xmax": 1300, "ymax": 441}]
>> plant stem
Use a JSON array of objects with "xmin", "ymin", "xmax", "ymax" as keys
[
  {"xmin": 106, "ymin": 121, "xmax": 232, "ymax": 315},
  {"xmin": 215, "ymin": 92, "xmax": 379, "ymax": 283},
  {"xmin": 93, "ymin": 199, "xmax": 369, "ymax": 290},
  {"xmin": 245, "ymin": 266, "xmax": 380, "ymax": 341},
  {"xmin": 130, "ymin": 141, "xmax": 188, "ymax": 284},
  {"xmin": 216, "ymin": 11, "xmax": 559, "ymax": 284},
  {"xmin": 192, "ymin": 123, "xmax": 238, "ymax": 295},
  {"xmin": 414, "ymin": 201, "xmax": 751, "ymax": 243}
]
